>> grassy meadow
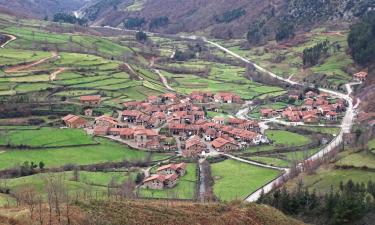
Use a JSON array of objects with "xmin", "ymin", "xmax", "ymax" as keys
[{"xmin": 211, "ymin": 159, "xmax": 280, "ymax": 201}]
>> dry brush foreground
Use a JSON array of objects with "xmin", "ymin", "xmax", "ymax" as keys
[{"xmin": 0, "ymin": 200, "xmax": 305, "ymax": 225}]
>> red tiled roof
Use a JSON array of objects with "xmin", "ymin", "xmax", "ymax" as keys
[
  {"xmin": 80, "ymin": 95, "xmax": 101, "ymax": 101},
  {"xmin": 122, "ymin": 110, "xmax": 143, "ymax": 117},
  {"xmin": 157, "ymin": 163, "xmax": 187, "ymax": 172},
  {"xmin": 211, "ymin": 137, "xmax": 233, "ymax": 148}
]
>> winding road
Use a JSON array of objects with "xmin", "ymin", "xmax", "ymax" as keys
[{"xmin": 0, "ymin": 34, "xmax": 16, "ymax": 48}]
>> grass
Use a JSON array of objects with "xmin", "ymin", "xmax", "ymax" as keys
[
  {"xmin": 0, "ymin": 138, "xmax": 169, "ymax": 170},
  {"xmin": 211, "ymin": 159, "xmax": 280, "ymax": 201},
  {"xmin": 335, "ymin": 151, "xmax": 375, "ymax": 169},
  {"xmin": 138, "ymin": 163, "xmax": 197, "ymax": 200},
  {"xmin": 300, "ymin": 126, "xmax": 340, "ymax": 135},
  {"xmin": 247, "ymin": 156, "xmax": 290, "ymax": 168},
  {"xmin": 0, "ymin": 171, "xmax": 136, "ymax": 200},
  {"xmin": 265, "ymin": 130, "xmax": 311, "ymax": 147},
  {"xmin": 368, "ymin": 138, "xmax": 375, "ymax": 150},
  {"xmin": 0, "ymin": 127, "xmax": 95, "ymax": 147},
  {"xmin": 286, "ymin": 166, "xmax": 375, "ymax": 194}
]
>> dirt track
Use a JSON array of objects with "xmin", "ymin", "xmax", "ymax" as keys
[
  {"xmin": 0, "ymin": 33, "xmax": 16, "ymax": 48},
  {"xmin": 5, "ymin": 52, "xmax": 58, "ymax": 73},
  {"xmin": 49, "ymin": 67, "xmax": 66, "ymax": 81}
]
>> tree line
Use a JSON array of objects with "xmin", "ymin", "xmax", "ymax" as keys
[
  {"xmin": 348, "ymin": 11, "xmax": 375, "ymax": 66},
  {"xmin": 52, "ymin": 13, "xmax": 88, "ymax": 26},
  {"xmin": 258, "ymin": 180, "xmax": 375, "ymax": 225}
]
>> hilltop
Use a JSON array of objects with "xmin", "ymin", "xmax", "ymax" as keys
[{"xmin": 78, "ymin": 0, "xmax": 374, "ymax": 38}]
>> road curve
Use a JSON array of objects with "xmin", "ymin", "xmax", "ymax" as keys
[{"xmin": 0, "ymin": 34, "xmax": 16, "ymax": 48}]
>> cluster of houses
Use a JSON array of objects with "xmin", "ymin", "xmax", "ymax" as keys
[
  {"xmin": 62, "ymin": 91, "xmax": 266, "ymax": 156},
  {"xmin": 260, "ymin": 91, "xmax": 346, "ymax": 124},
  {"xmin": 353, "ymin": 71, "xmax": 368, "ymax": 82},
  {"xmin": 142, "ymin": 163, "xmax": 187, "ymax": 189}
]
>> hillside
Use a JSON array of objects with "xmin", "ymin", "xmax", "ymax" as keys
[
  {"xmin": 0, "ymin": 0, "xmax": 90, "ymax": 19},
  {"xmin": 80, "ymin": 0, "xmax": 375, "ymax": 38},
  {"xmin": 0, "ymin": 200, "xmax": 305, "ymax": 225}
]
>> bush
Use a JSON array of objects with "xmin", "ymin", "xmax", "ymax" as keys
[
  {"xmin": 214, "ymin": 8, "xmax": 246, "ymax": 23},
  {"xmin": 124, "ymin": 17, "xmax": 145, "ymax": 29}
]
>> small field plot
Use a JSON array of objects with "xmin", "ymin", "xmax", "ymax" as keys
[
  {"xmin": 0, "ymin": 48, "xmax": 51, "ymax": 66},
  {"xmin": 0, "ymin": 127, "xmax": 95, "ymax": 148},
  {"xmin": 336, "ymin": 151, "xmax": 375, "ymax": 169},
  {"xmin": 286, "ymin": 166, "xmax": 375, "ymax": 193},
  {"xmin": 265, "ymin": 130, "xmax": 311, "ymax": 147},
  {"xmin": 138, "ymin": 163, "xmax": 197, "ymax": 200},
  {"xmin": 369, "ymin": 138, "xmax": 375, "ymax": 151},
  {"xmin": 2, "ymin": 171, "xmax": 136, "ymax": 199},
  {"xmin": 0, "ymin": 138, "xmax": 170, "ymax": 170},
  {"xmin": 211, "ymin": 159, "xmax": 280, "ymax": 201},
  {"xmin": 247, "ymin": 156, "xmax": 290, "ymax": 168}
]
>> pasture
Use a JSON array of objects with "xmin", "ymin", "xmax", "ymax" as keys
[
  {"xmin": 0, "ymin": 127, "xmax": 95, "ymax": 147},
  {"xmin": 0, "ymin": 138, "xmax": 169, "ymax": 170},
  {"xmin": 210, "ymin": 159, "xmax": 280, "ymax": 201}
]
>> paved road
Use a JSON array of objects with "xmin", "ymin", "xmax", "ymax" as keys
[
  {"xmin": 222, "ymin": 153, "xmax": 288, "ymax": 171},
  {"xmin": 0, "ymin": 34, "xmax": 16, "ymax": 48}
]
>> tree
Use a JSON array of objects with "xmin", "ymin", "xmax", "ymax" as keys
[
  {"xmin": 39, "ymin": 161, "xmax": 45, "ymax": 170},
  {"xmin": 135, "ymin": 31, "xmax": 148, "ymax": 42},
  {"xmin": 135, "ymin": 173, "xmax": 145, "ymax": 185},
  {"xmin": 123, "ymin": 17, "xmax": 145, "ymax": 29},
  {"xmin": 275, "ymin": 21, "xmax": 294, "ymax": 42},
  {"xmin": 348, "ymin": 11, "xmax": 375, "ymax": 65}
]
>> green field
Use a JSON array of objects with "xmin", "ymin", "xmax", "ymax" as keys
[
  {"xmin": 299, "ymin": 126, "xmax": 340, "ymax": 135},
  {"xmin": 369, "ymin": 138, "xmax": 375, "ymax": 150},
  {"xmin": 248, "ymin": 156, "xmax": 290, "ymax": 167},
  {"xmin": 286, "ymin": 166, "xmax": 375, "ymax": 194},
  {"xmin": 336, "ymin": 151, "xmax": 375, "ymax": 169},
  {"xmin": 139, "ymin": 163, "xmax": 197, "ymax": 199},
  {"xmin": 0, "ymin": 138, "xmax": 169, "ymax": 170},
  {"xmin": 0, "ymin": 171, "xmax": 136, "ymax": 200},
  {"xmin": 211, "ymin": 159, "xmax": 280, "ymax": 201},
  {"xmin": 0, "ymin": 127, "xmax": 95, "ymax": 147},
  {"xmin": 265, "ymin": 130, "xmax": 311, "ymax": 147}
]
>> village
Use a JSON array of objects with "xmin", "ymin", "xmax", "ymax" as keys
[{"xmin": 61, "ymin": 84, "xmax": 351, "ymax": 190}]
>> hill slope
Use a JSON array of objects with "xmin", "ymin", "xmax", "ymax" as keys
[
  {"xmin": 0, "ymin": 0, "xmax": 91, "ymax": 19},
  {"xmin": 80, "ymin": 0, "xmax": 375, "ymax": 38},
  {"xmin": 81, "ymin": 200, "xmax": 305, "ymax": 225}
]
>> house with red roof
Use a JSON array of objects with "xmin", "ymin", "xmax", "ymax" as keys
[
  {"xmin": 95, "ymin": 115, "xmax": 119, "ymax": 128},
  {"xmin": 211, "ymin": 137, "xmax": 239, "ymax": 152},
  {"xmin": 80, "ymin": 95, "xmax": 101, "ymax": 106},
  {"xmin": 183, "ymin": 135, "xmax": 206, "ymax": 157},
  {"xmin": 261, "ymin": 108, "xmax": 275, "ymax": 118},
  {"xmin": 62, "ymin": 114, "xmax": 87, "ymax": 128},
  {"xmin": 157, "ymin": 163, "xmax": 187, "ymax": 177},
  {"xmin": 122, "ymin": 110, "xmax": 143, "ymax": 123},
  {"xmin": 353, "ymin": 71, "xmax": 368, "ymax": 81},
  {"xmin": 303, "ymin": 114, "xmax": 319, "ymax": 124},
  {"xmin": 326, "ymin": 111, "xmax": 338, "ymax": 121},
  {"xmin": 120, "ymin": 128, "xmax": 134, "ymax": 139},
  {"xmin": 133, "ymin": 127, "xmax": 159, "ymax": 148},
  {"xmin": 143, "ymin": 174, "xmax": 177, "ymax": 189}
]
